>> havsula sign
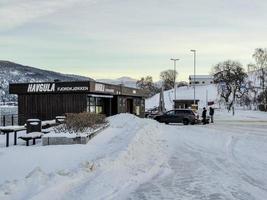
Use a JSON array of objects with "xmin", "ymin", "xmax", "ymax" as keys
[
  {"xmin": 27, "ymin": 83, "xmax": 89, "ymax": 93},
  {"xmin": 27, "ymin": 83, "xmax": 55, "ymax": 93}
]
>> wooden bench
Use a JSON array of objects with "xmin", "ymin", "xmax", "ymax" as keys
[{"xmin": 19, "ymin": 132, "xmax": 44, "ymax": 146}]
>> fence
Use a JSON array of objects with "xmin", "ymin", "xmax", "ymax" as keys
[{"xmin": 0, "ymin": 114, "xmax": 27, "ymax": 126}]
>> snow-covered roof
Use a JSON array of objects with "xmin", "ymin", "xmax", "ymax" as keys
[{"xmin": 189, "ymin": 75, "xmax": 213, "ymax": 79}]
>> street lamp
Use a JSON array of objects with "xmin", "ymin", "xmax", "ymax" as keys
[
  {"xmin": 170, "ymin": 58, "xmax": 179, "ymax": 103},
  {"xmin": 190, "ymin": 50, "xmax": 196, "ymax": 107}
]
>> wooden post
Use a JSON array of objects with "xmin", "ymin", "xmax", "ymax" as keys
[
  {"xmin": 109, "ymin": 98, "xmax": 112, "ymax": 116},
  {"xmin": 14, "ymin": 131, "xmax": 17, "ymax": 145},
  {"xmin": 12, "ymin": 115, "xmax": 14, "ymax": 126},
  {"xmin": 6, "ymin": 132, "xmax": 9, "ymax": 147},
  {"xmin": 3, "ymin": 115, "xmax": 5, "ymax": 127}
]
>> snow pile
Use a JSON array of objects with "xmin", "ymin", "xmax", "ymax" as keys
[
  {"xmin": 0, "ymin": 114, "xmax": 170, "ymax": 200},
  {"xmin": 20, "ymin": 132, "xmax": 43, "ymax": 138},
  {"xmin": 146, "ymin": 84, "xmax": 219, "ymax": 110}
]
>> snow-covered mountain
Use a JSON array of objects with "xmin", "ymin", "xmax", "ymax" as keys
[
  {"xmin": 97, "ymin": 76, "xmax": 138, "ymax": 88},
  {"xmin": 0, "ymin": 61, "xmax": 92, "ymax": 101}
]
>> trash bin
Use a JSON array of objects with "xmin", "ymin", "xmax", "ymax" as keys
[{"xmin": 26, "ymin": 119, "xmax": 42, "ymax": 133}]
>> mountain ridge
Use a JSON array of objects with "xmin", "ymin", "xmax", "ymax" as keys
[{"xmin": 0, "ymin": 61, "xmax": 93, "ymax": 102}]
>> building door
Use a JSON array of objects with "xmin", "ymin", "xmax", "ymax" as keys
[{"xmin": 126, "ymin": 99, "xmax": 133, "ymax": 114}]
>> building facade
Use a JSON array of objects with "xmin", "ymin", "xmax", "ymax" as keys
[
  {"xmin": 173, "ymin": 99, "xmax": 200, "ymax": 110},
  {"xmin": 9, "ymin": 81, "xmax": 146, "ymax": 125}
]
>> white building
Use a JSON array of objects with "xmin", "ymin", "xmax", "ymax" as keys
[{"xmin": 189, "ymin": 75, "xmax": 214, "ymax": 86}]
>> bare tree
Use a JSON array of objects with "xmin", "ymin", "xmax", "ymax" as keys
[
  {"xmin": 212, "ymin": 60, "xmax": 248, "ymax": 115},
  {"xmin": 160, "ymin": 69, "xmax": 178, "ymax": 91},
  {"xmin": 252, "ymin": 48, "xmax": 267, "ymax": 111},
  {"xmin": 136, "ymin": 76, "xmax": 160, "ymax": 97}
]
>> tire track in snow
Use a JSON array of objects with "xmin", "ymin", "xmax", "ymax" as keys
[{"xmin": 226, "ymin": 135, "xmax": 267, "ymax": 194}]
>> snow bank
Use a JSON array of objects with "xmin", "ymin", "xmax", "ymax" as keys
[{"xmin": 0, "ymin": 114, "xmax": 170, "ymax": 200}]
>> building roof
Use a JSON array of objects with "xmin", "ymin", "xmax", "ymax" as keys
[
  {"xmin": 9, "ymin": 80, "xmax": 147, "ymax": 97},
  {"xmin": 173, "ymin": 99, "xmax": 200, "ymax": 102},
  {"xmin": 189, "ymin": 75, "xmax": 213, "ymax": 79}
]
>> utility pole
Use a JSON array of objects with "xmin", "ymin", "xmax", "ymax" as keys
[
  {"xmin": 190, "ymin": 50, "xmax": 196, "ymax": 107},
  {"xmin": 0, "ymin": 85, "xmax": 2, "ymax": 126},
  {"xmin": 170, "ymin": 58, "xmax": 179, "ymax": 104}
]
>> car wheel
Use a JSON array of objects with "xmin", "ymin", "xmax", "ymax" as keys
[
  {"xmin": 165, "ymin": 121, "xmax": 169, "ymax": 124},
  {"xmin": 183, "ymin": 119, "xmax": 189, "ymax": 125}
]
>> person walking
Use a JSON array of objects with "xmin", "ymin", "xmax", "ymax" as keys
[
  {"xmin": 202, "ymin": 107, "xmax": 207, "ymax": 125},
  {"xmin": 209, "ymin": 107, "xmax": 214, "ymax": 123}
]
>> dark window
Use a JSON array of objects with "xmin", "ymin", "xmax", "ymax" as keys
[
  {"xmin": 175, "ymin": 110, "xmax": 184, "ymax": 114},
  {"xmin": 184, "ymin": 110, "xmax": 194, "ymax": 114},
  {"xmin": 166, "ymin": 110, "xmax": 175, "ymax": 115},
  {"xmin": 87, "ymin": 97, "xmax": 104, "ymax": 114}
]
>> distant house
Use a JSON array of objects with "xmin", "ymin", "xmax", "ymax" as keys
[{"xmin": 189, "ymin": 75, "xmax": 214, "ymax": 86}]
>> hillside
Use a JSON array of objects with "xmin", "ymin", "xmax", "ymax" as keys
[
  {"xmin": 0, "ymin": 61, "xmax": 93, "ymax": 101},
  {"xmin": 97, "ymin": 76, "xmax": 138, "ymax": 88}
]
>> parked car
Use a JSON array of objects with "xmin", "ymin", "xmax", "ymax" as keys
[{"xmin": 154, "ymin": 109, "xmax": 199, "ymax": 125}]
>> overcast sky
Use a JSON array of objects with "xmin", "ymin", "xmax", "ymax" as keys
[{"xmin": 1, "ymin": 0, "xmax": 267, "ymax": 81}]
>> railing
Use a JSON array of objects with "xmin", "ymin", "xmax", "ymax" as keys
[
  {"xmin": 0, "ymin": 114, "xmax": 17, "ymax": 126},
  {"xmin": 0, "ymin": 114, "xmax": 27, "ymax": 126}
]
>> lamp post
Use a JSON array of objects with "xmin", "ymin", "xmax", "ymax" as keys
[
  {"xmin": 190, "ymin": 50, "xmax": 196, "ymax": 107},
  {"xmin": 170, "ymin": 58, "xmax": 179, "ymax": 103},
  {"xmin": 0, "ymin": 87, "xmax": 2, "ymax": 126}
]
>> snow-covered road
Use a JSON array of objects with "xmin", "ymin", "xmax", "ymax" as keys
[
  {"xmin": 128, "ymin": 120, "xmax": 267, "ymax": 200},
  {"xmin": 0, "ymin": 111, "xmax": 267, "ymax": 199}
]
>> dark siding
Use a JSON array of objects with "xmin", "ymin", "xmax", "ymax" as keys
[{"xmin": 18, "ymin": 94, "xmax": 87, "ymax": 125}]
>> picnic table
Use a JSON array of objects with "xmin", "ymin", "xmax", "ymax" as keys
[{"xmin": 0, "ymin": 126, "xmax": 26, "ymax": 147}]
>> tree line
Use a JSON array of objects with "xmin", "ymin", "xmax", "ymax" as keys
[{"xmin": 136, "ymin": 70, "xmax": 187, "ymax": 98}]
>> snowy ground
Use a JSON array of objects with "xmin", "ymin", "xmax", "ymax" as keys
[{"xmin": 0, "ymin": 110, "xmax": 267, "ymax": 199}]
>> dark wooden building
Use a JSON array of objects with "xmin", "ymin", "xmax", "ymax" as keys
[{"xmin": 9, "ymin": 81, "xmax": 146, "ymax": 125}]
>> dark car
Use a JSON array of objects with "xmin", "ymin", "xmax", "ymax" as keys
[{"xmin": 154, "ymin": 109, "xmax": 198, "ymax": 125}]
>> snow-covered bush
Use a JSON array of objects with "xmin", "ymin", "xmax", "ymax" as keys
[{"xmin": 55, "ymin": 112, "xmax": 106, "ymax": 133}]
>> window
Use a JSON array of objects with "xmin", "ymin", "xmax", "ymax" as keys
[
  {"xmin": 87, "ymin": 97, "xmax": 104, "ymax": 114},
  {"xmin": 135, "ymin": 106, "xmax": 140, "ymax": 115},
  {"xmin": 166, "ymin": 110, "xmax": 175, "ymax": 115}
]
